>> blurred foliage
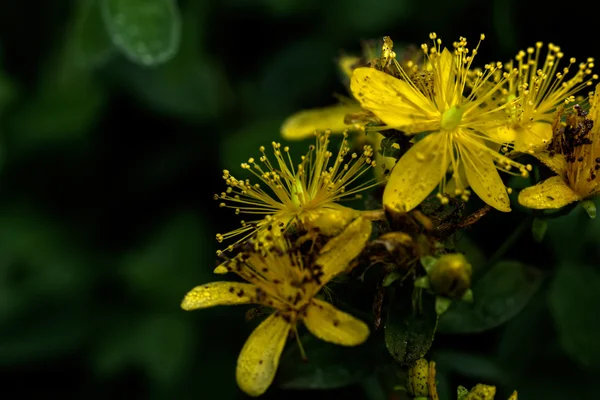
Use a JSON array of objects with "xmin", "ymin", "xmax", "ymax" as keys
[{"xmin": 0, "ymin": 0, "xmax": 599, "ymax": 399}]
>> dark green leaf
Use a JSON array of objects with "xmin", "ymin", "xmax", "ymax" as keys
[
  {"xmin": 433, "ymin": 350, "xmax": 508, "ymax": 385},
  {"xmin": 548, "ymin": 264, "xmax": 600, "ymax": 369},
  {"xmin": 385, "ymin": 289, "xmax": 438, "ymax": 365},
  {"xmin": 73, "ymin": 0, "xmax": 116, "ymax": 68},
  {"xmin": 101, "ymin": 0, "xmax": 181, "ymax": 66},
  {"xmin": 95, "ymin": 314, "xmax": 195, "ymax": 385},
  {"xmin": 278, "ymin": 333, "xmax": 378, "ymax": 390},
  {"xmin": 107, "ymin": 3, "xmax": 229, "ymax": 122},
  {"xmin": 121, "ymin": 211, "xmax": 211, "ymax": 305},
  {"xmin": 438, "ymin": 261, "xmax": 543, "ymax": 334}
]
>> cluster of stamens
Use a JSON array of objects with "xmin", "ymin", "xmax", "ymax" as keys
[{"xmin": 213, "ymin": 131, "xmax": 378, "ymax": 252}]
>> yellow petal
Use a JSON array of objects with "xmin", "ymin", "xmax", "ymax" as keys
[
  {"xmin": 534, "ymin": 151, "xmax": 567, "ymax": 178},
  {"xmin": 350, "ymin": 67, "xmax": 439, "ymax": 133},
  {"xmin": 235, "ymin": 312, "xmax": 292, "ymax": 397},
  {"xmin": 300, "ymin": 204, "xmax": 360, "ymax": 237},
  {"xmin": 460, "ymin": 142, "xmax": 511, "ymax": 212},
  {"xmin": 383, "ymin": 132, "xmax": 450, "ymax": 212},
  {"xmin": 338, "ymin": 55, "xmax": 361, "ymax": 80},
  {"xmin": 315, "ymin": 216, "xmax": 372, "ymax": 286},
  {"xmin": 303, "ymin": 298, "xmax": 369, "ymax": 346},
  {"xmin": 514, "ymin": 122, "xmax": 552, "ymax": 152},
  {"xmin": 213, "ymin": 263, "xmax": 229, "ymax": 274},
  {"xmin": 518, "ymin": 175, "xmax": 581, "ymax": 209},
  {"xmin": 281, "ymin": 103, "xmax": 363, "ymax": 140},
  {"xmin": 435, "ymin": 48, "xmax": 456, "ymax": 107},
  {"xmin": 444, "ymin": 163, "xmax": 468, "ymax": 196},
  {"xmin": 236, "ymin": 313, "xmax": 291, "ymax": 397},
  {"xmin": 508, "ymin": 391, "xmax": 518, "ymax": 400},
  {"xmin": 486, "ymin": 126, "xmax": 517, "ymax": 143},
  {"xmin": 181, "ymin": 282, "xmax": 256, "ymax": 310}
]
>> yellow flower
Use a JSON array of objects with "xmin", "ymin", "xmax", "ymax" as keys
[
  {"xmin": 350, "ymin": 33, "xmax": 530, "ymax": 213},
  {"xmin": 493, "ymin": 43, "xmax": 596, "ymax": 152},
  {"xmin": 519, "ymin": 87, "xmax": 600, "ymax": 211},
  {"xmin": 181, "ymin": 217, "xmax": 372, "ymax": 397},
  {"xmin": 215, "ymin": 130, "xmax": 376, "ymax": 246}
]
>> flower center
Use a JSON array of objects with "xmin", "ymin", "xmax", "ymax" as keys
[{"xmin": 440, "ymin": 106, "xmax": 464, "ymax": 131}]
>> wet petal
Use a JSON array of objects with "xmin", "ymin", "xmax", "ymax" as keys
[
  {"xmin": 383, "ymin": 132, "xmax": 450, "ymax": 212},
  {"xmin": 315, "ymin": 216, "xmax": 372, "ymax": 286},
  {"xmin": 236, "ymin": 313, "xmax": 291, "ymax": 397},
  {"xmin": 461, "ymin": 143, "xmax": 511, "ymax": 212},
  {"xmin": 181, "ymin": 282, "xmax": 256, "ymax": 310},
  {"xmin": 303, "ymin": 298, "xmax": 369, "ymax": 346},
  {"xmin": 518, "ymin": 175, "xmax": 581, "ymax": 209},
  {"xmin": 514, "ymin": 122, "xmax": 552, "ymax": 152},
  {"xmin": 435, "ymin": 48, "xmax": 456, "ymax": 107},
  {"xmin": 534, "ymin": 151, "xmax": 567, "ymax": 178},
  {"xmin": 350, "ymin": 67, "xmax": 439, "ymax": 133},
  {"xmin": 281, "ymin": 103, "xmax": 363, "ymax": 140},
  {"xmin": 300, "ymin": 204, "xmax": 360, "ymax": 237},
  {"xmin": 486, "ymin": 126, "xmax": 517, "ymax": 143}
]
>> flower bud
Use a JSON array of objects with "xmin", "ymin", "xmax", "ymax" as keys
[{"xmin": 429, "ymin": 253, "xmax": 472, "ymax": 298}]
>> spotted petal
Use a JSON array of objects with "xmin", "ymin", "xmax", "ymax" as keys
[
  {"xmin": 181, "ymin": 282, "xmax": 256, "ymax": 310},
  {"xmin": 350, "ymin": 67, "xmax": 439, "ymax": 133},
  {"xmin": 383, "ymin": 132, "xmax": 450, "ymax": 213},
  {"xmin": 315, "ymin": 216, "xmax": 372, "ymax": 287},
  {"xmin": 514, "ymin": 122, "xmax": 552, "ymax": 153},
  {"xmin": 534, "ymin": 151, "xmax": 567, "ymax": 178},
  {"xmin": 459, "ymin": 140, "xmax": 511, "ymax": 212},
  {"xmin": 518, "ymin": 175, "xmax": 581, "ymax": 209},
  {"xmin": 303, "ymin": 298, "xmax": 369, "ymax": 346},
  {"xmin": 236, "ymin": 313, "xmax": 291, "ymax": 397}
]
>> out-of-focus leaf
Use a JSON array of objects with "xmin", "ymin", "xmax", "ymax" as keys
[
  {"xmin": 7, "ymin": 6, "xmax": 107, "ymax": 149},
  {"xmin": 434, "ymin": 350, "xmax": 508, "ymax": 385},
  {"xmin": 225, "ymin": 0, "xmax": 319, "ymax": 16},
  {"xmin": 0, "ymin": 207, "xmax": 92, "ymax": 322},
  {"xmin": 385, "ymin": 289, "xmax": 438, "ymax": 365},
  {"xmin": 101, "ymin": 0, "xmax": 181, "ymax": 66},
  {"xmin": 495, "ymin": 290, "xmax": 547, "ymax": 376},
  {"xmin": 548, "ymin": 264, "xmax": 600, "ymax": 370},
  {"xmin": 0, "ymin": 65, "xmax": 17, "ymax": 116},
  {"xmin": 324, "ymin": 0, "xmax": 410, "ymax": 34},
  {"xmin": 7, "ymin": 74, "xmax": 104, "ymax": 146},
  {"xmin": 121, "ymin": 211, "xmax": 210, "ymax": 305},
  {"xmin": 73, "ymin": 0, "xmax": 116, "ymax": 68},
  {"xmin": 107, "ymin": 2, "xmax": 229, "ymax": 122},
  {"xmin": 438, "ymin": 261, "xmax": 543, "ymax": 334},
  {"xmin": 278, "ymin": 333, "xmax": 378, "ymax": 390},
  {"xmin": 0, "ymin": 308, "xmax": 88, "ymax": 364},
  {"xmin": 95, "ymin": 314, "xmax": 195, "ymax": 384},
  {"xmin": 246, "ymin": 37, "xmax": 336, "ymax": 116},
  {"xmin": 545, "ymin": 205, "xmax": 592, "ymax": 262}
]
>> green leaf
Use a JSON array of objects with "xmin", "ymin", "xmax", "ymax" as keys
[
  {"xmin": 438, "ymin": 261, "xmax": 543, "ymax": 334},
  {"xmin": 73, "ymin": 0, "xmax": 116, "ymax": 68},
  {"xmin": 434, "ymin": 350, "xmax": 508, "ymax": 385},
  {"xmin": 107, "ymin": 2, "xmax": 229, "ymax": 122},
  {"xmin": 278, "ymin": 333, "xmax": 378, "ymax": 390},
  {"xmin": 531, "ymin": 218, "xmax": 548, "ymax": 243},
  {"xmin": 101, "ymin": 0, "xmax": 181, "ymax": 66},
  {"xmin": 548, "ymin": 264, "xmax": 600, "ymax": 369},
  {"xmin": 95, "ymin": 314, "xmax": 195, "ymax": 385},
  {"xmin": 121, "ymin": 211, "xmax": 211, "ymax": 305},
  {"xmin": 385, "ymin": 289, "xmax": 438, "ymax": 365}
]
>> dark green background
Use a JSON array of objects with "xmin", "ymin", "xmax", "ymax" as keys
[{"xmin": 0, "ymin": 0, "xmax": 599, "ymax": 399}]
